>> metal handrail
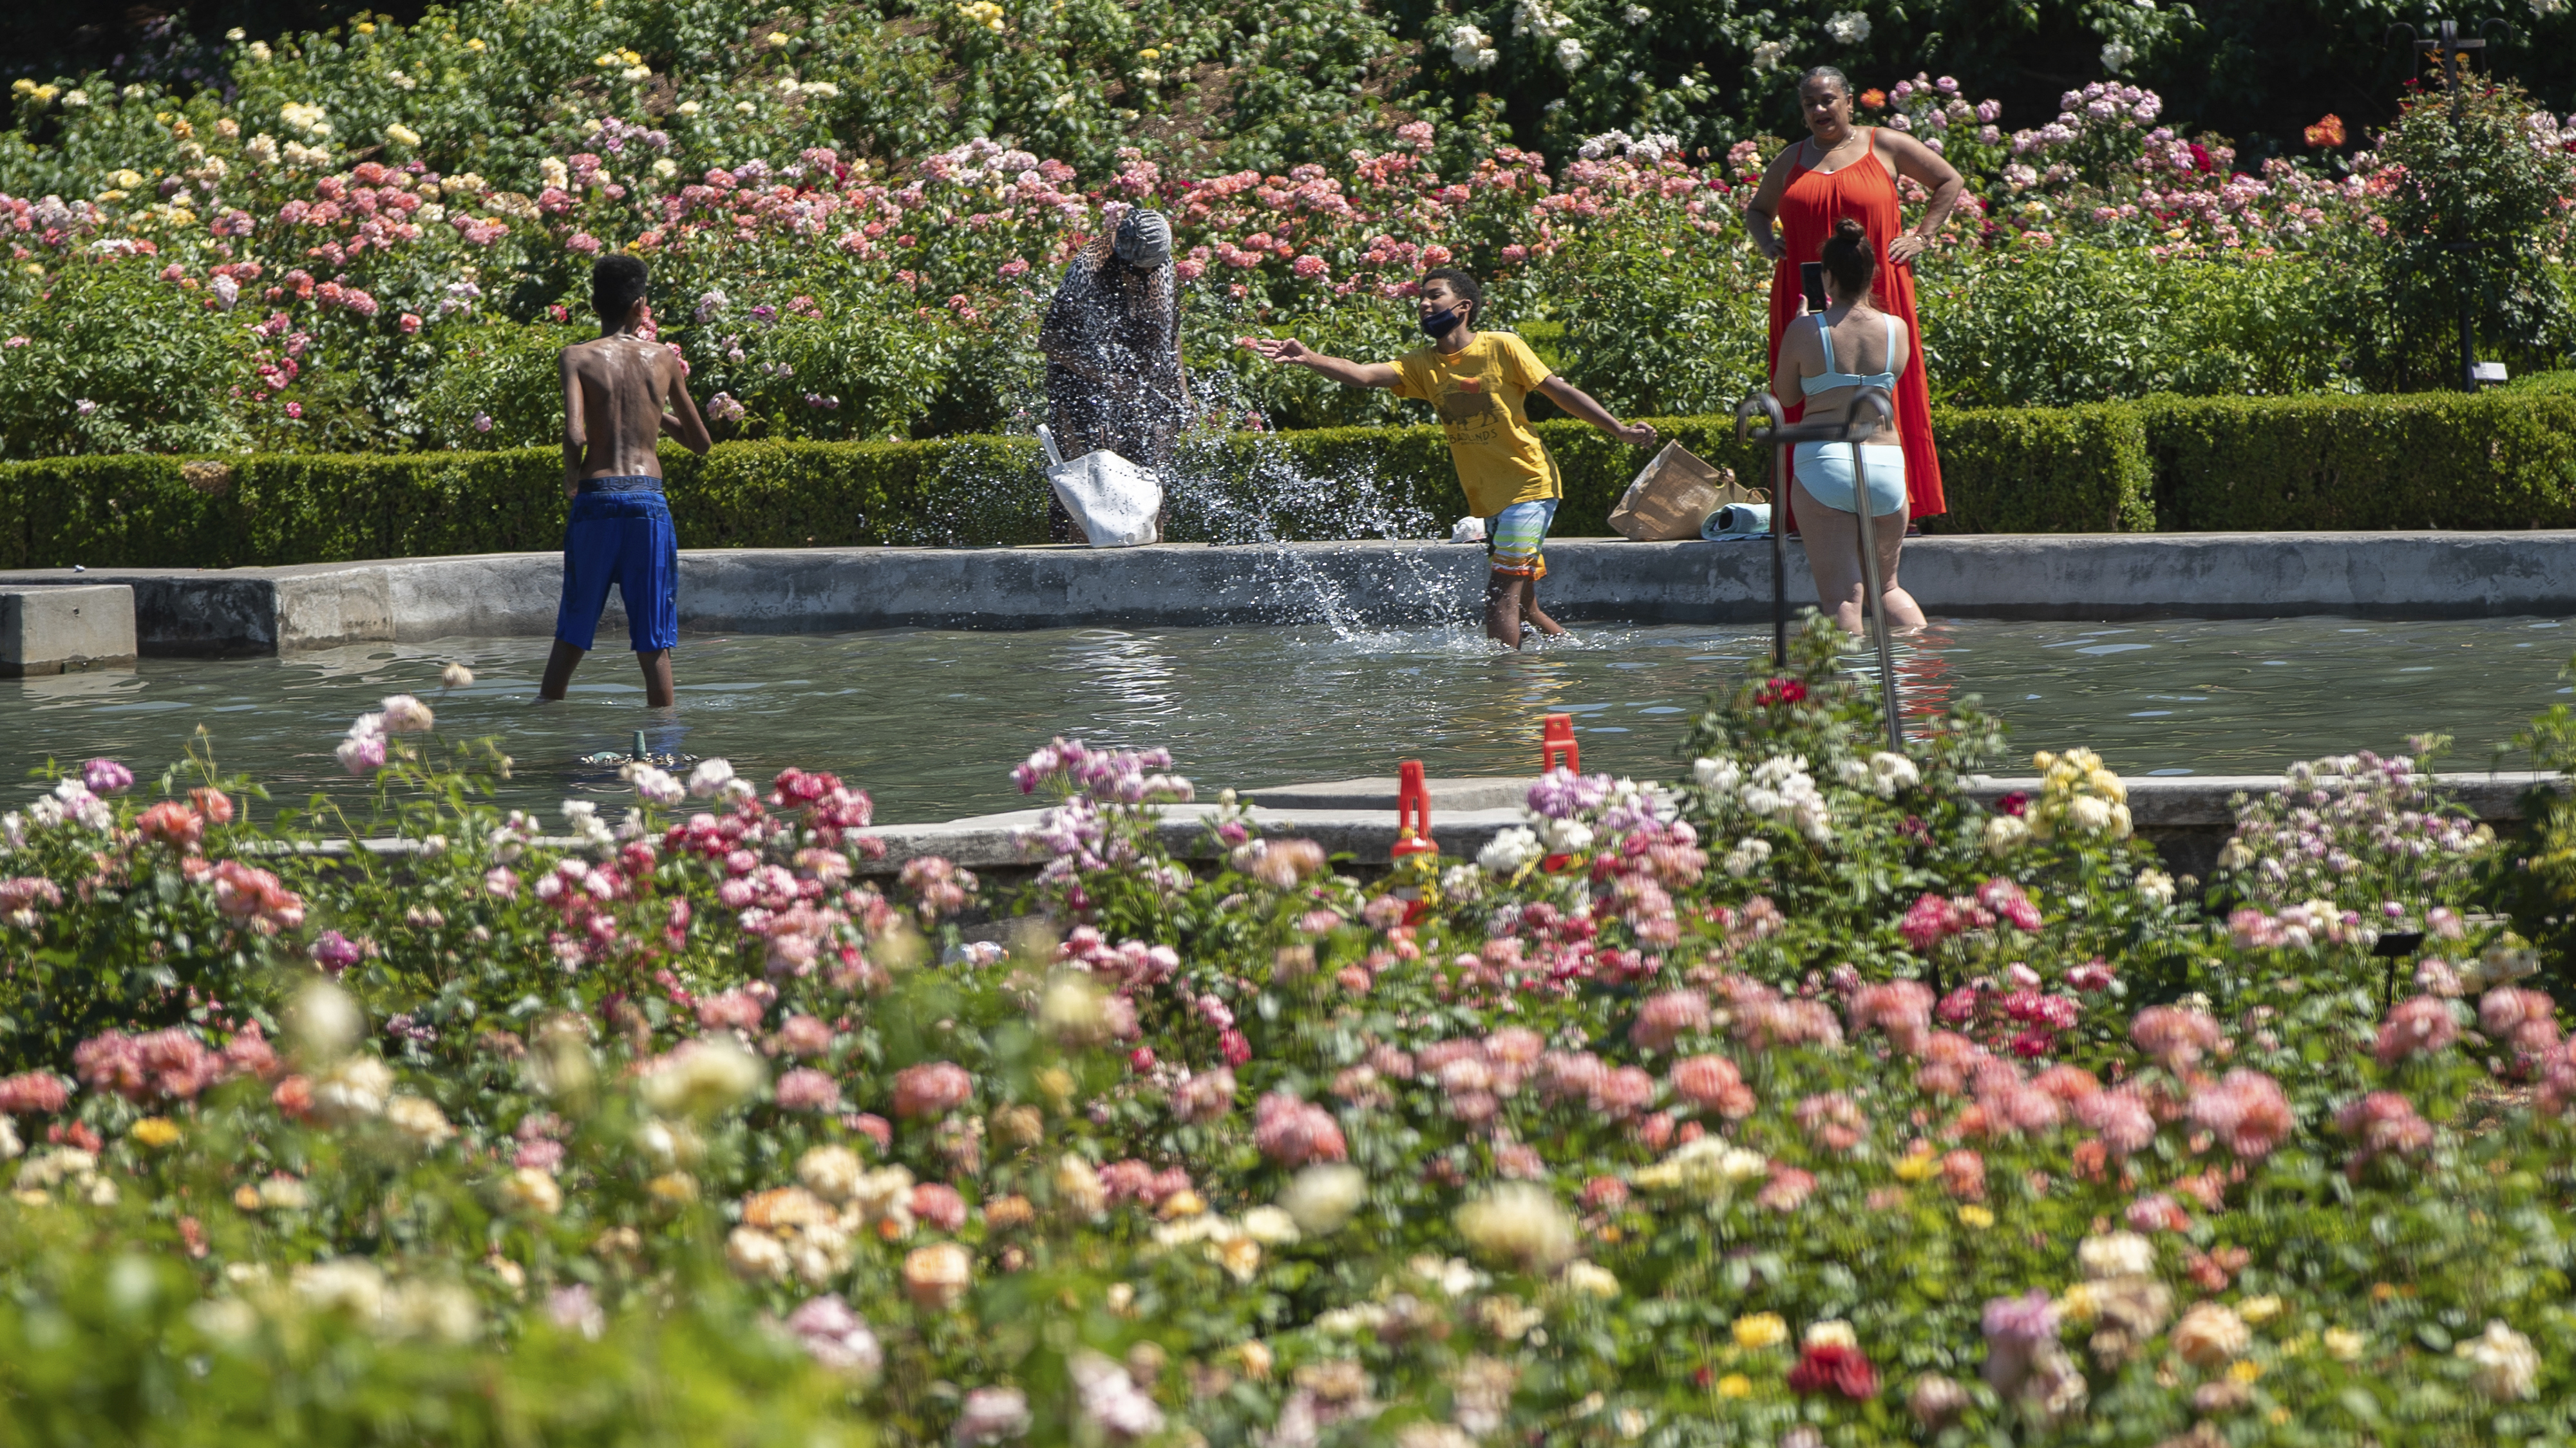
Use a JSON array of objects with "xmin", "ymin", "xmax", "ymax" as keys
[
  {"xmin": 1732, "ymin": 393, "xmax": 1788, "ymax": 667},
  {"xmin": 1732, "ymin": 387, "xmax": 1906, "ymax": 752}
]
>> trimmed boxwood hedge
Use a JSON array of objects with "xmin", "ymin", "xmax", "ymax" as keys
[
  {"xmin": 2139, "ymin": 392, "xmax": 2576, "ymax": 532},
  {"xmin": 0, "ymin": 391, "xmax": 2564, "ymax": 570}
]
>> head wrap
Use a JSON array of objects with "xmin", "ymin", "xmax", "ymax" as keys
[{"xmin": 1113, "ymin": 209, "xmax": 1173, "ymax": 270}]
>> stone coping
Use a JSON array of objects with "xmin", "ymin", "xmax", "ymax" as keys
[
  {"xmin": 8, "ymin": 530, "xmax": 2576, "ymax": 655},
  {"xmin": 844, "ymin": 770, "xmax": 2556, "ymax": 872},
  {"xmin": 270, "ymin": 769, "xmax": 2552, "ymax": 872}
]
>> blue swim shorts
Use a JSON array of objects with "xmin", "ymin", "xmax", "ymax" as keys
[
  {"xmin": 1793, "ymin": 442, "xmax": 1908, "ymax": 518},
  {"xmin": 1484, "ymin": 497, "xmax": 1558, "ymax": 581},
  {"xmin": 556, "ymin": 476, "xmax": 678, "ymax": 653}
]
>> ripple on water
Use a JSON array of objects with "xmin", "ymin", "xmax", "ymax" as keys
[{"xmin": 0, "ymin": 616, "xmax": 2564, "ymax": 824}]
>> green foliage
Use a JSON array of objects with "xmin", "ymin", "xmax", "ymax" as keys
[
  {"xmin": 2, "ymin": 621, "xmax": 2573, "ymax": 1442},
  {"xmin": 0, "ymin": 2, "xmax": 2431, "ymax": 461},
  {"xmin": 1539, "ymin": 202, "xmax": 1776, "ymax": 422},
  {"xmin": 2140, "ymin": 391, "xmax": 2576, "ymax": 531},
  {"xmin": 1912, "ymin": 402, "xmax": 2156, "ymax": 534},
  {"xmin": 1381, "ymin": 0, "xmax": 2197, "ymax": 167},
  {"xmin": 402, "ymin": 317, "xmax": 594, "ymax": 452},
  {"xmin": 2364, "ymin": 80, "xmax": 2576, "ymax": 393},
  {"xmin": 0, "ymin": 262, "xmax": 253, "ymax": 459},
  {"xmin": 0, "ymin": 1221, "xmax": 869, "ymax": 1446},
  {"xmin": 1918, "ymin": 245, "xmax": 2368, "ymax": 408},
  {"xmin": 59, "ymin": 388, "xmax": 2576, "ymax": 568}
]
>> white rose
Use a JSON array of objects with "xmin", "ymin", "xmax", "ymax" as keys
[
  {"xmin": 1278, "ymin": 1164, "xmax": 1367, "ymax": 1235},
  {"xmin": 726, "ymin": 1226, "xmax": 790, "ymax": 1280},
  {"xmin": 1479, "ymin": 827, "xmax": 1540, "ymax": 875},
  {"xmin": 2459, "ymin": 1320, "xmax": 2541, "ymax": 1401},
  {"xmin": 1868, "ymin": 752, "xmax": 1920, "ymax": 796},
  {"xmin": 312, "ymin": 1056, "xmax": 393, "ymax": 1124},
  {"xmin": 292, "ymin": 1258, "xmax": 386, "ymax": 1321},
  {"xmin": 2077, "ymin": 1231, "xmax": 2155, "ymax": 1279},
  {"xmin": 798, "ymin": 1145, "xmax": 865, "ymax": 1203},
  {"xmin": 384, "ymin": 1095, "xmax": 455, "ymax": 1149},
  {"xmin": 1563, "ymin": 1261, "xmax": 1620, "ymax": 1298}
]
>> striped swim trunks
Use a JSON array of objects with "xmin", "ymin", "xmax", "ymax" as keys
[{"xmin": 1485, "ymin": 497, "xmax": 1558, "ymax": 581}]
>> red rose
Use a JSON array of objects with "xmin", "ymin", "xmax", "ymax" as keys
[{"xmin": 1787, "ymin": 1343, "xmax": 1879, "ymax": 1400}]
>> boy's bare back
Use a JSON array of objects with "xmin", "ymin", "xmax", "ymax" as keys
[{"xmin": 560, "ymin": 331, "xmax": 707, "ymax": 496}]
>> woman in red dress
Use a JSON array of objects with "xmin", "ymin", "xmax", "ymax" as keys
[{"xmin": 1745, "ymin": 66, "xmax": 1965, "ymax": 528}]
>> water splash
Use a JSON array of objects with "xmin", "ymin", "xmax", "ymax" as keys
[{"xmin": 1155, "ymin": 364, "xmax": 1468, "ymax": 641}]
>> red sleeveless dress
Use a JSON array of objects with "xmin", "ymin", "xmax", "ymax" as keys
[{"xmin": 1766, "ymin": 129, "xmax": 1947, "ymax": 525}]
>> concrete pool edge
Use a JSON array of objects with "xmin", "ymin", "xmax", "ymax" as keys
[
  {"xmin": 284, "ymin": 770, "xmax": 2553, "ymax": 883},
  {"xmin": 8, "ymin": 531, "xmax": 2576, "ymax": 655},
  {"xmin": 844, "ymin": 770, "xmax": 2555, "ymax": 881}
]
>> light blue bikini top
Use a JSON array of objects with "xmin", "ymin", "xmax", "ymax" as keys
[{"xmin": 1801, "ymin": 313, "xmax": 1900, "ymax": 396}]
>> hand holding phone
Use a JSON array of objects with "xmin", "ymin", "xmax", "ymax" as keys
[{"xmin": 1799, "ymin": 262, "xmax": 1828, "ymax": 314}]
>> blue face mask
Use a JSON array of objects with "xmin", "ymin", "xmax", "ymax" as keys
[{"xmin": 1419, "ymin": 303, "xmax": 1468, "ymax": 341}]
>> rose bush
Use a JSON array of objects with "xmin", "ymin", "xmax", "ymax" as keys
[
  {"xmin": 2, "ymin": 0, "xmax": 2523, "ymax": 458},
  {"xmin": 0, "ymin": 613, "xmax": 2572, "ymax": 1440}
]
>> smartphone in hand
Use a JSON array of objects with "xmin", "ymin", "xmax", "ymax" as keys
[{"xmin": 1800, "ymin": 262, "xmax": 1828, "ymax": 314}]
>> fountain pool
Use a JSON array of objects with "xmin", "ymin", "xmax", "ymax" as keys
[{"xmin": 3, "ymin": 615, "xmax": 2569, "ymax": 825}]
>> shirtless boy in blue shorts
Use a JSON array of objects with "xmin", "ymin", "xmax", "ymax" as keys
[{"xmin": 540, "ymin": 252, "xmax": 711, "ymax": 708}]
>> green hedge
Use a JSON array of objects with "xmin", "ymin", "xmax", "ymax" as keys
[
  {"xmin": 3, "ymin": 391, "xmax": 2569, "ymax": 570},
  {"xmin": 2140, "ymin": 392, "xmax": 2576, "ymax": 531}
]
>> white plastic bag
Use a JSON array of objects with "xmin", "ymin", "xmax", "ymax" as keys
[
  {"xmin": 1037, "ymin": 426, "xmax": 1162, "ymax": 547},
  {"xmin": 1450, "ymin": 515, "xmax": 1488, "ymax": 544}
]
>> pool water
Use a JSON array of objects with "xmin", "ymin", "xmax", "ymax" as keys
[{"xmin": 5, "ymin": 616, "xmax": 2571, "ymax": 825}]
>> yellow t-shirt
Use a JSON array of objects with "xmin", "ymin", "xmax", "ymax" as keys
[{"xmin": 1390, "ymin": 331, "xmax": 1561, "ymax": 518}]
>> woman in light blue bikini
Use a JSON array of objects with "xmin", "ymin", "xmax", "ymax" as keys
[{"xmin": 1770, "ymin": 216, "xmax": 1927, "ymax": 634}]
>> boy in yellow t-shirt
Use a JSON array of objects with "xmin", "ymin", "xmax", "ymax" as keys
[{"xmin": 1242, "ymin": 268, "xmax": 1656, "ymax": 646}]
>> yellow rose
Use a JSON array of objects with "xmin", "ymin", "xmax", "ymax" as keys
[
  {"xmin": 1892, "ymin": 1147, "xmax": 1937, "ymax": 1183},
  {"xmin": 1716, "ymin": 1373, "xmax": 1752, "ymax": 1398},
  {"xmin": 1730, "ymin": 1313, "xmax": 1788, "ymax": 1351},
  {"xmin": 1212, "ymin": 1233, "xmax": 1263, "ymax": 1283},
  {"xmin": 2228, "ymin": 1359, "xmax": 2263, "ymax": 1385},
  {"xmin": 2239, "ymin": 1295, "xmax": 2284, "ymax": 1326},
  {"xmin": 130, "ymin": 1117, "xmax": 182, "ymax": 1149},
  {"xmin": 2058, "ymin": 1282, "xmax": 2101, "ymax": 1324},
  {"xmin": 1958, "ymin": 1204, "xmax": 1995, "ymax": 1229},
  {"xmin": 2322, "ymin": 1327, "xmax": 2365, "ymax": 1362}
]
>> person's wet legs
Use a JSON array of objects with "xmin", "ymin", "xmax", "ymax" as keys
[
  {"xmin": 637, "ymin": 648, "xmax": 675, "ymax": 708},
  {"xmin": 1790, "ymin": 476, "xmax": 1925, "ymax": 635},
  {"xmin": 1484, "ymin": 574, "xmax": 1524, "ymax": 648},
  {"xmin": 1522, "ymin": 585, "xmax": 1567, "ymax": 638},
  {"xmin": 538, "ymin": 639, "xmax": 585, "ymax": 700},
  {"xmin": 1482, "ymin": 576, "xmax": 1569, "ymax": 648},
  {"xmin": 1483, "ymin": 498, "xmax": 1562, "ymax": 648}
]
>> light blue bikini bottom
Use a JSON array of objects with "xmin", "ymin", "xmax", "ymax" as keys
[{"xmin": 1794, "ymin": 442, "xmax": 1907, "ymax": 518}]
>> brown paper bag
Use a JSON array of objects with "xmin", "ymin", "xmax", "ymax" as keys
[{"xmin": 1608, "ymin": 442, "xmax": 1754, "ymax": 541}]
